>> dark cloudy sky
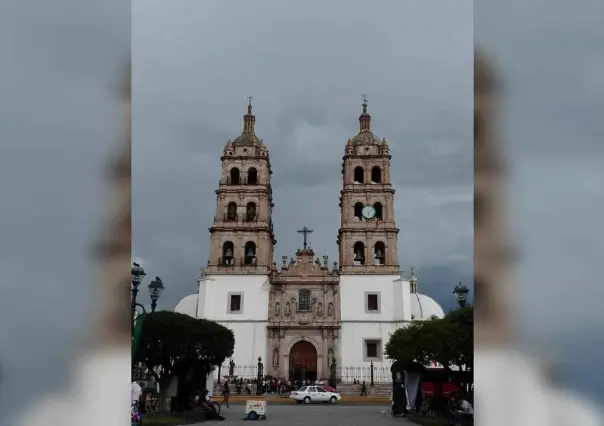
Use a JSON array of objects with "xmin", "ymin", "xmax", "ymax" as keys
[
  {"xmin": 131, "ymin": 0, "xmax": 474, "ymax": 314},
  {"xmin": 1, "ymin": 0, "xmax": 603, "ymax": 422}
]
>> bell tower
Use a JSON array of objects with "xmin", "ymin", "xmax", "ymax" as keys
[
  {"xmin": 337, "ymin": 97, "xmax": 400, "ymax": 274},
  {"xmin": 207, "ymin": 98, "xmax": 276, "ymax": 274}
]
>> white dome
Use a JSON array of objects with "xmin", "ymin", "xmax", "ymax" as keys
[
  {"xmin": 410, "ymin": 293, "xmax": 445, "ymax": 320},
  {"xmin": 174, "ymin": 294, "xmax": 198, "ymax": 318}
]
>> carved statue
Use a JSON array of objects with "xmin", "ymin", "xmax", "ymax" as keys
[
  {"xmin": 327, "ymin": 349, "xmax": 334, "ymax": 367},
  {"xmin": 273, "ymin": 348, "xmax": 279, "ymax": 367},
  {"xmin": 328, "ymin": 302, "xmax": 333, "ymax": 316},
  {"xmin": 275, "ymin": 302, "xmax": 280, "ymax": 316},
  {"xmin": 317, "ymin": 302, "xmax": 323, "ymax": 317},
  {"xmin": 229, "ymin": 359, "xmax": 235, "ymax": 376},
  {"xmin": 285, "ymin": 301, "xmax": 291, "ymax": 316}
]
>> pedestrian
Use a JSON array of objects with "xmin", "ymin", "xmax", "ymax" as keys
[
  {"xmin": 222, "ymin": 379, "xmax": 230, "ymax": 408},
  {"xmin": 360, "ymin": 381, "xmax": 367, "ymax": 396}
]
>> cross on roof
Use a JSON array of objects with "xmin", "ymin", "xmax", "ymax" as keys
[{"xmin": 297, "ymin": 226, "xmax": 313, "ymax": 250}]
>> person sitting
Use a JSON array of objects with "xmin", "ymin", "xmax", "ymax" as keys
[
  {"xmin": 196, "ymin": 390, "xmax": 225, "ymax": 421},
  {"xmin": 450, "ymin": 393, "xmax": 473, "ymax": 425}
]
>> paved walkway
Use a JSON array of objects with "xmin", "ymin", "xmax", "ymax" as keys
[{"xmin": 193, "ymin": 405, "xmax": 411, "ymax": 426}]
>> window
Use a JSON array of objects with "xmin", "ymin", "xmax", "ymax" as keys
[
  {"xmin": 229, "ymin": 167, "xmax": 240, "ymax": 185},
  {"xmin": 226, "ymin": 202, "xmax": 237, "ymax": 221},
  {"xmin": 365, "ymin": 292, "xmax": 380, "ymax": 313},
  {"xmin": 247, "ymin": 167, "xmax": 258, "ymax": 185},
  {"xmin": 371, "ymin": 166, "xmax": 381, "ymax": 183},
  {"xmin": 222, "ymin": 241, "xmax": 234, "ymax": 265},
  {"xmin": 353, "ymin": 242, "xmax": 365, "ymax": 265},
  {"xmin": 316, "ymin": 387, "xmax": 326, "ymax": 393},
  {"xmin": 374, "ymin": 202, "xmax": 383, "ymax": 220},
  {"xmin": 298, "ymin": 289, "xmax": 311, "ymax": 312},
  {"xmin": 244, "ymin": 241, "xmax": 257, "ymax": 265},
  {"xmin": 228, "ymin": 293, "xmax": 243, "ymax": 313},
  {"xmin": 354, "ymin": 202, "xmax": 363, "ymax": 220},
  {"xmin": 374, "ymin": 242, "xmax": 385, "ymax": 265},
  {"xmin": 364, "ymin": 339, "xmax": 382, "ymax": 361},
  {"xmin": 246, "ymin": 202, "xmax": 257, "ymax": 221},
  {"xmin": 353, "ymin": 166, "xmax": 364, "ymax": 183}
]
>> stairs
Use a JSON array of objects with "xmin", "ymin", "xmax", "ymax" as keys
[{"xmin": 335, "ymin": 383, "xmax": 391, "ymax": 397}]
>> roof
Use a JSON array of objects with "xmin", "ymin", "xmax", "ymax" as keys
[
  {"xmin": 410, "ymin": 293, "xmax": 445, "ymax": 320},
  {"xmin": 174, "ymin": 293, "xmax": 198, "ymax": 318}
]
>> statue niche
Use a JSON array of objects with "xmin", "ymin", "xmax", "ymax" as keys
[
  {"xmin": 317, "ymin": 302, "xmax": 323, "ymax": 317},
  {"xmin": 328, "ymin": 302, "xmax": 333, "ymax": 316},
  {"xmin": 272, "ymin": 348, "xmax": 279, "ymax": 367},
  {"xmin": 285, "ymin": 301, "xmax": 291, "ymax": 316},
  {"xmin": 275, "ymin": 302, "xmax": 280, "ymax": 316}
]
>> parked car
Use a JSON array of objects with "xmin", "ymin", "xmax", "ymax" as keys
[{"xmin": 289, "ymin": 386, "xmax": 342, "ymax": 404}]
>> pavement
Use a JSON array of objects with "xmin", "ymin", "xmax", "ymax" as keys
[
  {"xmin": 223, "ymin": 395, "xmax": 390, "ymax": 405},
  {"xmin": 191, "ymin": 404, "xmax": 412, "ymax": 425}
]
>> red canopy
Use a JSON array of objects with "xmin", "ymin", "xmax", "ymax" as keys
[{"xmin": 420, "ymin": 381, "xmax": 459, "ymax": 398}]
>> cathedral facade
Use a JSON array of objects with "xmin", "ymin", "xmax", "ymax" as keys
[{"xmin": 174, "ymin": 99, "xmax": 445, "ymax": 382}]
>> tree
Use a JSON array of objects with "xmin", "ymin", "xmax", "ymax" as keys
[
  {"xmin": 135, "ymin": 311, "xmax": 235, "ymax": 396},
  {"xmin": 385, "ymin": 305, "xmax": 473, "ymax": 373}
]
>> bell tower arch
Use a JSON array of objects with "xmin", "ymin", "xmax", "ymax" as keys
[
  {"xmin": 337, "ymin": 97, "xmax": 400, "ymax": 274},
  {"xmin": 207, "ymin": 98, "xmax": 276, "ymax": 274}
]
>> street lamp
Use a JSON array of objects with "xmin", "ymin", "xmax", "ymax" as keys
[
  {"xmin": 453, "ymin": 282, "xmax": 470, "ymax": 307},
  {"xmin": 131, "ymin": 262, "xmax": 164, "ymax": 333}
]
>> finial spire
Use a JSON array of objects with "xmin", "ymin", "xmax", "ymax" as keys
[
  {"xmin": 243, "ymin": 96, "xmax": 255, "ymax": 134},
  {"xmin": 359, "ymin": 94, "xmax": 371, "ymax": 132}
]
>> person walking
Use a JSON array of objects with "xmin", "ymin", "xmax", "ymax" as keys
[
  {"xmin": 222, "ymin": 379, "xmax": 231, "ymax": 408},
  {"xmin": 360, "ymin": 381, "xmax": 367, "ymax": 396}
]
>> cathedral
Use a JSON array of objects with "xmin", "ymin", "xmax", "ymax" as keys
[{"xmin": 174, "ymin": 98, "xmax": 445, "ymax": 382}]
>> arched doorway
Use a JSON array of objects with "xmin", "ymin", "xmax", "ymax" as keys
[{"xmin": 289, "ymin": 341, "xmax": 318, "ymax": 382}]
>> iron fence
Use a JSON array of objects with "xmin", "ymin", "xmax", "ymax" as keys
[{"xmin": 335, "ymin": 365, "xmax": 392, "ymax": 384}]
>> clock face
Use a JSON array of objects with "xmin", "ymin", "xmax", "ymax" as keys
[{"xmin": 361, "ymin": 205, "xmax": 376, "ymax": 219}]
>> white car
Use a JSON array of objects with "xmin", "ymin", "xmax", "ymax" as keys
[{"xmin": 289, "ymin": 386, "xmax": 342, "ymax": 404}]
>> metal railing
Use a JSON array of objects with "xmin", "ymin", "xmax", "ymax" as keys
[{"xmin": 335, "ymin": 365, "xmax": 393, "ymax": 384}]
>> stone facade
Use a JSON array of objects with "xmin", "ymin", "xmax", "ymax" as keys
[
  {"xmin": 337, "ymin": 99, "xmax": 400, "ymax": 275},
  {"xmin": 266, "ymin": 248, "xmax": 340, "ymax": 380},
  {"xmin": 206, "ymin": 101, "xmax": 276, "ymax": 274}
]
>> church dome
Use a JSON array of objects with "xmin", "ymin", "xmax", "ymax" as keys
[
  {"xmin": 410, "ymin": 293, "xmax": 445, "ymax": 321},
  {"xmin": 174, "ymin": 293, "xmax": 198, "ymax": 318}
]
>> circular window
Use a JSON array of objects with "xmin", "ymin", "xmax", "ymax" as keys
[{"xmin": 243, "ymin": 148, "xmax": 247, "ymax": 153}]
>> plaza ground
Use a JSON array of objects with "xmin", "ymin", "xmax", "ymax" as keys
[{"xmin": 192, "ymin": 405, "xmax": 412, "ymax": 426}]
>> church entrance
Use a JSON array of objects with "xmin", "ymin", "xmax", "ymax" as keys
[{"xmin": 289, "ymin": 341, "xmax": 318, "ymax": 382}]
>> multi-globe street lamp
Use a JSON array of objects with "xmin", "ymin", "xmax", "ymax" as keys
[
  {"xmin": 131, "ymin": 262, "xmax": 165, "ymax": 333},
  {"xmin": 453, "ymin": 282, "xmax": 470, "ymax": 307}
]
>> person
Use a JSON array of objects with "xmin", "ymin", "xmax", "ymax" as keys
[
  {"xmin": 222, "ymin": 379, "xmax": 230, "ymax": 408},
  {"xmin": 360, "ymin": 381, "xmax": 367, "ymax": 396},
  {"xmin": 197, "ymin": 390, "xmax": 225, "ymax": 421},
  {"xmin": 131, "ymin": 381, "xmax": 143, "ymax": 408},
  {"xmin": 450, "ymin": 393, "xmax": 473, "ymax": 425}
]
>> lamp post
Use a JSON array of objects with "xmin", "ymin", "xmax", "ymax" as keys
[
  {"xmin": 256, "ymin": 357, "xmax": 264, "ymax": 396},
  {"xmin": 131, "ymin": 262, "xmax": 165, "ymax": 333},
  {"xmin": 370, "ymin": 360, "xmax": 375, "ymax": 386},
  {"xmin": 453, "ymin": 282, "xmax": 470, "ymax": 307}
]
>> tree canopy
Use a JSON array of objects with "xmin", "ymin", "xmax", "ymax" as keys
[
  {"xmin": 134, "ymin": 311, "xmax": 235, "ymax": 391},
  {"xmin": 385, "ymin": 305, "xmax": 473, "ymax": 373}
]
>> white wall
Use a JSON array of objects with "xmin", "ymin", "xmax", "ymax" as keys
[
  {"xmin": 198, "ymin": 274, "xmax": 269, "ymax": 321},
  {"xmin": 340, "ymin": 321, "xmax": 408, "ymax": 367},
  {"xmin": 198, "ymin": 274, "xmax": 269, "ymax": 378},
  {"xmin": 339, "ymin": 274, "xmax": 411, "ymax": 321}
]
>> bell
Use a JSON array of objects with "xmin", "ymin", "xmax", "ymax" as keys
[
  {"xmin": 354, "ymin": 251, "xmax": 365, "ymax": 261},
  {"xmin": 375, "ymin": 248, "xmax": 384, "ymax": 258},
  {"xmin": 225, "ymin": 248, "xmax": 233, "ymax": 258},
  {"xmin": 246, "ymin": 247, "xmax": 256, "ymax": 257}
]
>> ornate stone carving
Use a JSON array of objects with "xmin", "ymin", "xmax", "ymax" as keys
[
  {"xmin": 273, "ymin": 348, "xmax": 279, "ymax": 367},
  {"xmin": 317, "ymin": 302, "xmax": 323, "ymax": 317},
  {"xmin": 328, "ymin": 302, "xmax": 333, "ymax": 316},
  {"xmin": 285, "ymin": 301, "xmax": 291, "ymax": 316},
  {"xmin": 327, "ymin": 348, "xmax": 334, "ymax": 367},
  {"xmin": 275, "ymin": 302, "xmax": 280, "ymax": 316}
]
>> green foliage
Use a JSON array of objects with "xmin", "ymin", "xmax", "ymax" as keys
[
  {"xmin": 135, "ymin": 311, "xmax": 235, "ymax": 390},
  {"xmin": 385, "ymin": 305, "xmax": 473, "ymax": 372}
]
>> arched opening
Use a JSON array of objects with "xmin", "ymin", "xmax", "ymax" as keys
[
  {"xmin": 371, "ymin": 166, "xmax": 381, "ymax": 183},
  {"xmin": 374, "ymin": 242, "xmax": 386, "ymax": 265},
  {"xmin": 289, "ymin": 341, "xmax": 318, "ymax": 383},
  {"xmin": 354, "ymin": 202, "xmax": 363, "ymax": 220},
  {"xmin": 353, "ymin": 242, "xmax": 365, "ymax": 265},
  {"xmin": 353, "ymin": 166, "xmax": 364, "ymax": 184},
  {"xmin": 244, "ymin": 241, "xmax": 257, "ymax": 265},
  {"xmin": 227, "ymin": 202, "xmax": 237, "ymax": 221},
  {"xmin": 374, "ymin": 202, "xmax": 383, "ymax": 220},
  {"xmin": 222, "ymin": 241, "xmax": 234, "ymax": 265},
  {"xmin": 247, "ymin": 167, "xmax": 258, "ymax": 185},
  {"xmin": 246, "ymin": 202, "xmax": 257, "ymax": 221},
  {"xmin": 229, "ymin": 167, "xmax": 240, "ymax": 185},
  {"xmin": 298, "ymin": 289, "xmax": 311, "ymax": 312}
]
